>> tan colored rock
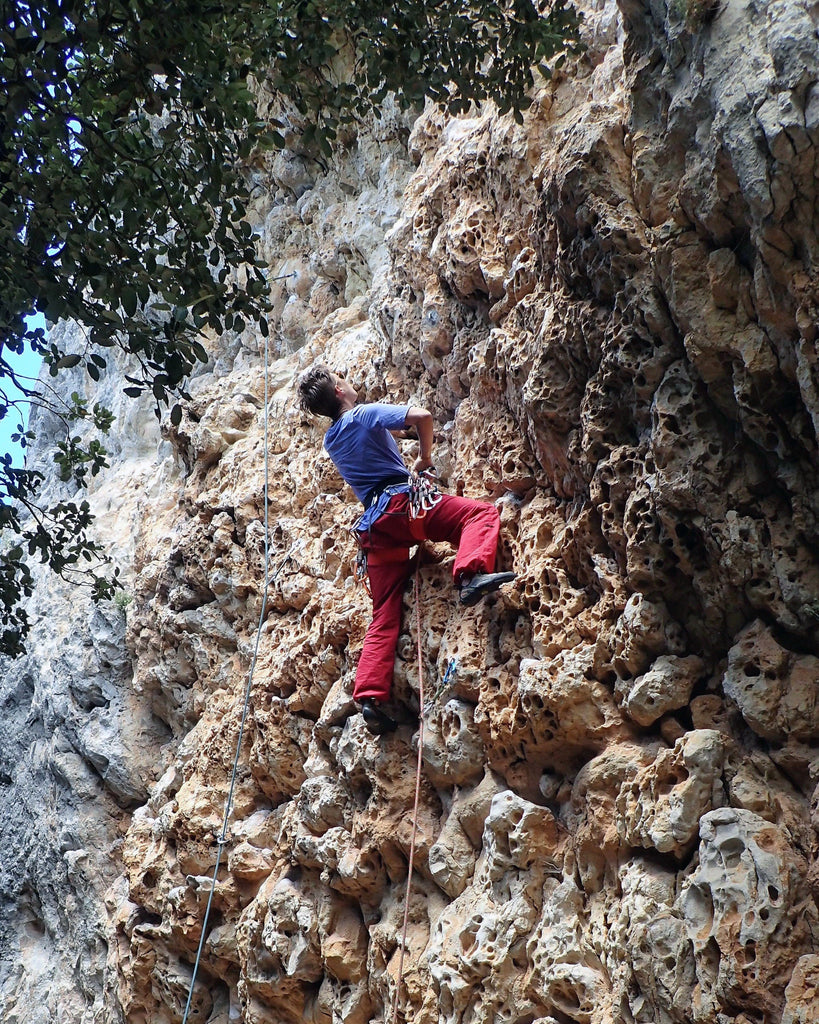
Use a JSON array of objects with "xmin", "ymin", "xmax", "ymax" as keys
[
  {"xmin": 526, "ymin": 877, "xmax": 610, "ymax": 1024},
  {"xmin": 422, "ymin": 698, "xmax": 485, "ymax": 787},
  {"xmin": 227, "ymin": 841, "xmax": 276, "ymax": 882},
  {"xmin": 9, "ymin": 2, "xmax": 819, "ymax": 1022},
  {"xmin": 426, "ymin": 790, "xmax": 563, "ymax": 1024},
  {"xmin": 727, "ymin": 750, "xmax": 813, "ymax": 850},
  {"xmin": 679, "ymin": 807, "xmax": 819, "ymax": 1022},
  {"xmin": 617, "ymin": 730, "xmax": 726, "ymax": 856},
  {"xmin": 567, "ymin": 742, "xmax": 661, "ymax": 892},
  {"xmin": 428, "ymin": 811, "xmax": 476, "ymax": 899},
  {"xmin": 617, "ymin": 862, "xmax": 695, "ymax": 1024},
  {"xmin": 617, "ymin": 653, "xmax": 705, "ymax": 726},
  {"xmin": 428, "ymin": 771, "xmax": 507, "ymax": 898},
  {"xmin": 723, "ymin": 619, "xmax": 819, "ymax": 743},
  {"xmin": 782, "ymin": 954, "xmax": 819, "ymax": 1024},
  {"xmin": 507, "ymin": 647, "xmax": 634, "ymax": 777},
  {"xmin": 595, "ymin": 592, "xmax": 686, "ymax": 686},
  {"xmin": 690, "ymin": 693, "xmax": 743, "ymax": 738}
]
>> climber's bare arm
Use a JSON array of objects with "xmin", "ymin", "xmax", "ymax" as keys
[{"xmin": 405, "ymin": 406, "xmax": 434, "ymax": 474}]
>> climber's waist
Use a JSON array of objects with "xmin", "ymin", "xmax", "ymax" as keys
[{"xmin": 363, "ymin": 474, "xmax": 410, "ymax": 509}]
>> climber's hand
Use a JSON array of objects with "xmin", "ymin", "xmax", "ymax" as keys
[{"xmin": 412, "ymin": 455, "xmax": 434, "ymax": 475}]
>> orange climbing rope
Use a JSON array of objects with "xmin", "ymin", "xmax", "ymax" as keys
[{"xmin": 391, "ymin": 558, "xmax": 425, "ymax": 1024}]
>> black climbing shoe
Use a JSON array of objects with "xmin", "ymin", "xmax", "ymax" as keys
[
  {"xmin": 459, "ymin": 571, "xmax": 517, "ymax": 607},
  {"xmin": 360, "ymin": 698, "xmax": 397, "ymax": 736}
]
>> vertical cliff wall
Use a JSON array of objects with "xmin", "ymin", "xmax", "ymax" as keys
[{"xmin": 2, "ymin": 1, "xmax": 819, "ymax": 1022}]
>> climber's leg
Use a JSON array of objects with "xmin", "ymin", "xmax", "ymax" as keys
[
  {"xmin": 418, "ymin": 493, "xmax": 501, "ymax": 581},
  {"xmin": 353, "ymin": 553, "xmax": 411, "ymax": 704}
]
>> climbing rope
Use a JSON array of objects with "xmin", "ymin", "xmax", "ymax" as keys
[
  {"xmin": 391, "ymin": 558, "xmax": 426, "ymax": 1024},
  {"xmin": 178, "ymin": 275, "xmax": 296, "ymax": 1021},
  {"xmin": 180, "ymin": 328, "xmax": 281, "ymax": 1024}
]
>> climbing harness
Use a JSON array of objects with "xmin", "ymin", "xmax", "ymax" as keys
[
  {"xmin": 353, "ymin": 471, "xmax": 441, "ymax": 593},
  {"xmin": 180, "ymin": 307, "xmax": 290, "ymax": 1024},
  {"xmin": 391, "ymin": 558, "xmax": 426, "ymax": 1024}
]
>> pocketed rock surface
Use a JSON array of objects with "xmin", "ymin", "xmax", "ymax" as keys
[{"xmin": 3, "ymin": 1, "xmax": 819, "ymax": 1022}]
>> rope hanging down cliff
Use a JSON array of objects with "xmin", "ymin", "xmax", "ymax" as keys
[{"xmin": 180, "ymin": 303, "xmax": 292, "ymax": 1024}]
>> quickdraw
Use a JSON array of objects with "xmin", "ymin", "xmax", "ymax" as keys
[
  {"xmin": 408, "ymin": 469, "xmax": 442, "ymax": 520},
  {"xmin": 354, "ymin": 547, "xmax": 371, "ymax": 595}
]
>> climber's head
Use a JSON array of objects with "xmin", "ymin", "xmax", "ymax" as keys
[{"xmin": 297, "ymin": 365, "xmax": 356, "ymax": 421}]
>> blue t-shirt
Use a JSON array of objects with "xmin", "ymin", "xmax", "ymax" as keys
[{"xmin": 324, "ymin": 403, "xmax": 410, "ymax": 504}]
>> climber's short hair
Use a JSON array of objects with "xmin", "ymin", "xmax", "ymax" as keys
[{"xmin": 297, "ymin": 364, "xmax": 341, "ymax": 421}]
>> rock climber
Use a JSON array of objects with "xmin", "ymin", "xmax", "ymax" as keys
[{"xmin": 297, "ymin": 365, "xmax": 515, "ymax": 735}]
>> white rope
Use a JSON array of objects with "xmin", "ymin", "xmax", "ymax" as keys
[{"xmin": 180, "ymin": 328, "xmax": 276, "ymax": 1024}]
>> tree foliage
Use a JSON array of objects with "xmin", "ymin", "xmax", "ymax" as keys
[{"xmin": 0, "ymin": 0, "xmax": 582, "ymax": 654}]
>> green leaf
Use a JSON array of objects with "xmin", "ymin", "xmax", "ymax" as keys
[{"xmin": 55, "ymin": 354, "xmax": 82, "ymax": 369}]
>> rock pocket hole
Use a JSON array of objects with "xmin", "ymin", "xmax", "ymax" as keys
[
  {"xmin": 702, "ymin": 936, "xmax": 721, "ymax": 980},
  {"xmin": 720, "ymin": 837, "xmax": 745, "ymax": 869},
  {"xmin": 552, "ymin": 983, "xmax": 580, "ymax": 1010}
]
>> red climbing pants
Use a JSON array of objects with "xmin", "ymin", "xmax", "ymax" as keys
[{"xmin": 353, "ymin": 493, "xmax": 500, "ymax": 703}]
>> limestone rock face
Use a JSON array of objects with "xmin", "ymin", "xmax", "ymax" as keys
[
  {"xmin": 3, "ymin": 1, "xmax": 819, "ymax": 1023},
  {"xmin": 723, "ymin": 620, "xmax": 819, "ymax": 743},
  {"xmin": 617, "ymin": 730, "xmax": 727, "ymax": 857},
  {"xmin": 680, "ymin": 808, "xmax": 816, "ymax": 1022}
]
